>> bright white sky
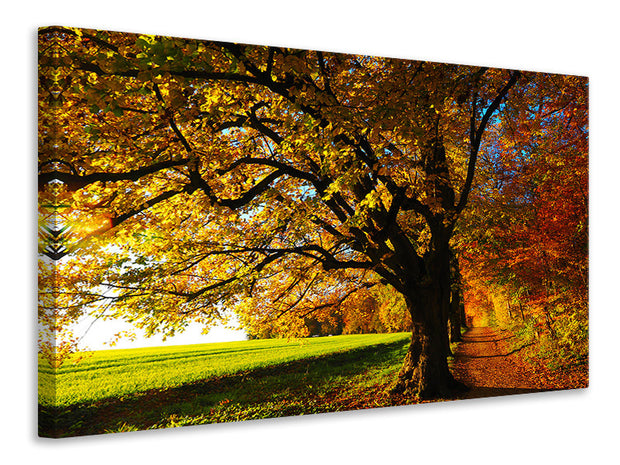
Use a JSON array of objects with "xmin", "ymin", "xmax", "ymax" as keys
[{"xmin": 73, "ymin": 316, "xmax": 247, "ymax": 351}]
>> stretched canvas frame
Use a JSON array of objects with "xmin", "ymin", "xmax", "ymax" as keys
[{"xmin": 38, "ymin": 26, "xmax": 589, "ymax": 438}]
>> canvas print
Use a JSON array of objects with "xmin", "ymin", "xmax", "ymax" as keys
[{"xmin": 38, "ymin": 26, "xmax": 588, "ymax": 438}]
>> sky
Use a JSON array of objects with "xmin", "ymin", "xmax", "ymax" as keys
[{"xmin": 73, "ymin": 315, "xmax": 247, "ymax": 350}]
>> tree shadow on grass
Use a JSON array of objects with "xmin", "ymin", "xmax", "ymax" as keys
[{"xmin": 39, "ymin": 338, "xmax": 411, "ymax": 438}]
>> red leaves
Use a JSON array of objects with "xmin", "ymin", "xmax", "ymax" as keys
[{"xmin": 457, "ymin": 74, "xmax": 588, "ymax": 357}]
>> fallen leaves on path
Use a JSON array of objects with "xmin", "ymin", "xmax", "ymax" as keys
[{"xmin": 451, "ymin": 327, "xmax": 588, "ymax": 400}]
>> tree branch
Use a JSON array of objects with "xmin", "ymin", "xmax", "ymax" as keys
[
  {"xmin": 456, "ymin": 70, "xmax": 521, "ymax": 213},
  {"xmin": 153, "ymin": 83, "xmax": 193, "ymax": 153},
  {"xmin": 38, "ymin": 157, "xmax": 191, "ymax": 191}
]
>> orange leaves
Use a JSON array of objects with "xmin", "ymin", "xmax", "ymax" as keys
[
  {"xmin": 39, "ymin": 335, "xmax": 82, "ymax": 369},
  {"xmin": 105, "ymin": 331, "xmax": 137, "ymax": 348}
]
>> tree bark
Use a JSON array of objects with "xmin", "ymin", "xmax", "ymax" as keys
[
  {"xmin": 448, "ymin": 251, "xmax": 464, "ymax": 343},
  {"xmin": 449, "ymin": 289, "xmax": 463, "ymax": 344},
  {"xmin": 392, "ymin": 284, "xmax": 468, "ymax": 399}
]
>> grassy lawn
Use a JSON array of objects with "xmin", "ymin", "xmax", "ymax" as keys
[{"xmin": 39, "ymin": 333, "xmax": 417, "ymax": 437}]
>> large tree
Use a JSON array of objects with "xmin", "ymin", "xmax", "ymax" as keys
[{"xmin": 39, "ymin": 26, "xmax": 527, "ymax": 398}]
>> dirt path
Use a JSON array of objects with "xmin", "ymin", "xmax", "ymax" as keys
[{"xmin": 451, "ymin": 326, "xmax": 551, "ymax": 399}]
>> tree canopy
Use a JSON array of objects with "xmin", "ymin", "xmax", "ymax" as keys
[{"xmin": 38, "ymin": 27, "xmax": 587, "ymax": 397}]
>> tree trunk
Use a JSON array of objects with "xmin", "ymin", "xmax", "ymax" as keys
[
  {"xmin": 449, "ymin": 287, "xmax": 463, "ymax": 343},
  {"xmin": 392, "ymin": 285, "xmax": 468, "ymax": 399},
  {"xmin": 543, "ymin": 308, "xmax": 558, "ymax": 340},
  {"xmin": 448, "ymin": 251, "xmax": 464, "ymax": 343}
]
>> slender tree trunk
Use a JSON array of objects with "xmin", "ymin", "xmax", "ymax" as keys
[
  {"xmin": 449, "ymin": 250, "xmax": 464, "ymax": 343},
  {"xmin": 543, "ymin": 308, "xmax": 558, "ymax": 340},
  {"xmin": 438, "ymin": 268, "xmax": 453, "ymax": 357},
  {"xmin": 449, "ymin": 288, "xmax": 463, "ymax": 343}
]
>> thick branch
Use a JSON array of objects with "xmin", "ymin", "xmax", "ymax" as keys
[
  {"xmin": 111, "ymin": 187, "xmax": 190, "ymax": 227},
  {"xmin": 38, "ymin": 157, "xmax": 191, "ymax": 191},
  {"xmin": 218, "ymin": 157, "xmax": 318, "ymax": 186}
]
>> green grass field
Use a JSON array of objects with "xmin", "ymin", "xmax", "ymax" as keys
[
  {"xmin": 39, "ymin": 332, "xmax": 418, "ymax": 437},
  {"xmin": 39, "ymin": 333, "xmax": 410, "ymax": 408}
]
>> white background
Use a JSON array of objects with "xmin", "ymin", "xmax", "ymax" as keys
[{"xmin": 2, "ymin": 1, "xmax": 617, "ymax": 463}]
